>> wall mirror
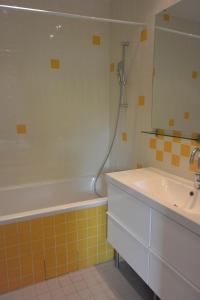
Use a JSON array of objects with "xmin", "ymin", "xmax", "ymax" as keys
[{"xmin": 152, "ymin": 0, "xmax": 200, "ymax": 140}]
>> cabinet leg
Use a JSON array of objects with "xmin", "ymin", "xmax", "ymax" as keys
[{"xmin": 114, "ymin": 250, "xmax": 120, "ymax": 269}]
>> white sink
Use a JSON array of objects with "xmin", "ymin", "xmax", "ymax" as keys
[{"xmin": 134, "ymin": 176, "xmax": 195, "ymax": 210}]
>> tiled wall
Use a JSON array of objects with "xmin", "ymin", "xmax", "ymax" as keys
[
  {"xmin": 141, "ymin": 133, "xmax": 198, "ymax": 173},
  {"xmin": 0, "ymin": 205, "xmax": 113, "ymax": 295}
]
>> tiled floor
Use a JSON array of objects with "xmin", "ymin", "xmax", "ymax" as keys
[{"xmin": 0, "ymin": 261, "xmax": 154, "ymax": 300}]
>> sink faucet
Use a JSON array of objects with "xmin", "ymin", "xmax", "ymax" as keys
[{"xmin": 190, "ymin": 147, "xmax": 200, "ymax": 189}]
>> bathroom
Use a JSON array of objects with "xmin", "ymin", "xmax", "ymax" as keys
[{"xmin": 0, "ymin": 0, "xmax": 200, "ymax": 299}]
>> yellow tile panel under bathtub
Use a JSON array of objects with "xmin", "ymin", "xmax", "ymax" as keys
[{"xmin": 0, "ymin": 205, "xmax": 113, "ymax": 294}]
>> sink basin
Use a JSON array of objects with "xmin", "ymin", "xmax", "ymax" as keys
[{"xmin": 134, "ymin": 177, "xmax": 194, "ymax": 209}]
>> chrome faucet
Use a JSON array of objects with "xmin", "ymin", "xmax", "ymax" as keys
[{"xmin": 190, "ymin": 147, "xmax": 200, "ymax": 189}]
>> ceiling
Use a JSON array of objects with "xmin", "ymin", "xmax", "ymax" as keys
[{"xmin": 168, "ymin": 0, "xmax": 200, "ymax": 23}]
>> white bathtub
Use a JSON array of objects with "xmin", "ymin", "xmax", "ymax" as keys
[{"xmin": 0, "ymin": 176, "xmax": 107, "ymax": 224}]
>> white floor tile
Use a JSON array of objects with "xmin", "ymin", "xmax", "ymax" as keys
[{"xmin": 0, "ymin": 261, "xmax": 154, "ymax": 300}]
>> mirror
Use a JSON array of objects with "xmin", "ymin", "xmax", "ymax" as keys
[{"xmin": 152, "ymin": 0, "xmax": 200, "ymax": 137}]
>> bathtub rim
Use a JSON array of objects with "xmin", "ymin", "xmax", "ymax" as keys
[{"xmin": 0, "ymin": 197, "xmax": 107, "ymax": 225}]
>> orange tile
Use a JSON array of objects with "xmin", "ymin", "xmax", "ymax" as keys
[
  {"xmin": 92, "ymin": 35, "xmax": 101, "ymax": 45},
  {"xmin": 149, "ymin": 138, "xmax": 157, "ymax": 149},
  {"xmin": 51, "ymin": 59, "xmax": 60, "ymax": 69},
  {"xmin": 171, "ymin": 154, "xmax": 180, "ymax": 167},
  {"xmin": 156, "ymin": 150, "xmax": 163, "ymax": 162},
  {"xmin": 163, "ymin": 13, "xmax": 171, "ymax": 22},
  {"xmin": 110, "ymin": 63, "xmax": 115, "ymax": 72},
  {"xmin": 180, "ymin": 144, "xmax": 190, "ymax": 157},
  {"xmin": 184, "ymin": 112, "xmax": 190, "ymax": 120},
  {"xmin": 168, "ymin": 118, "xmax": 175, "ymax": 127},
  {"xmin": 164, "ymin": 141, "xmax": 172, "ymax": 153},
  {"xmin": 192, "ymin": 71, "xmax": 198, "ymax": 79},
  {"xmin": 189, "ymin": 160, "xmax": 198, "ymax": 172},
  {"xmin": 140, "ymin": 29, "xmax": 148, "ymax": 42},
  {"xmin": 173, "ymin": 131, "xmax": 182, "ymax": 143},
  {"xmin": 138, "ymin": 96, "xmax": 145, "ymax": 106},
  {"xmin": 122, "ymin": 132, "xmax": 128, "ymax": 142},
  {"xmin": 16, "ymin": 124, "xmax": 27, "ymax": 134}
]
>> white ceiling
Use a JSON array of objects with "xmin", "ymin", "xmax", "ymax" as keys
[{"xmin": 168, "ymin": 0, "xmax": 200, "ymax": 23}]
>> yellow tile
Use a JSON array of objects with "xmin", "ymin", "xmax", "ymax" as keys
[
  {"xmin": 44, "ymin": 237, "xmax": 55, "ymax": 249},
  {"xmin": 88, "ymin": 247, "xmax": 97, "ymax": 257},
  {"xmin": 173, "ymin": 131, "xmax": 182, "ymax": 143},
  {"xmin": 55, "ymin": 223, "xmax": 66, "ymax": 235},
  {"xmin": 156, "ymin": 150, "xmax": 163, "ymax": 162},
  {"xmin": 149, "ymin": 138, "xmax": 157, "ymax": 149},
  {"xmin": 44, "ymin": 226, "xmax": 54, "ymax": 238},
  {"xmin": 87, "ymin": 237, "xmax": 97, "ymax": 248},
  {"xmin": 164, "ymin": 141, "xmax": 172, "ymax": 153},
  {"xmin": 163, "ymin": 13, "xmax": 171, "ymax": 22},
  {"xmin": 122, "ymin": 132, "xmax": 128, "ymax": 142},
  {"xmin": 55, "ymin": 214, "xmax": 65, "ymax": 224},
  {"xmin": 138, "ymin": 96, "xmax": 145, "ymax": 106},
  {"xmin": 34, "ymin": 271, "xmax": 45, "ymax": 283},
  {"xmin": 6, "ymin": 245, "xmax": 19, "ymax": 259},
  {"xmin": 66, "ymin": 221, "xmax": 77, "ymax": 233},
  {"xmin": 45, "ymin": 268, "xmax": 57, "ymax": 279},
  {"xmin": 168, "ymin": 118, "xmax": 175, "ymax": 127},
  {"xmin": 184, "ymin": 112, "xmax": 190, "ymax": 120},
  {"xmin": 189, "ymin": 160, "xmax": 197, "ymax": 172},
  {"xmin": 88, "ymin": 227, "xmax": 97, "ymax": 237},
  {"xmin": 7, "ymin": 258, "xmax": 20, "ymax": 270},
  {"xmin": 43, "ymin": 216, "xmax": 54, "ymax": 227},
  {"xmin": 191, "ymin": 132, "xmax": 199, "ymax": 146},
  {"xmin": 55, "ymin": 234, "xmax": 66, "ymax": 246},
  {"xmin": 18, "ymin": 221, "xmax": 30, "ymax": 233},
  {"xmin": 66, "ymin": 231, "xmax": 77, "ymax": 243},
  {"xmin": 16, "ymin": 124, "xmax": 27, "ymax": 134},
  {"xmin": 66, "ymin": 211, "xmax": 76, "ymax": 222},
  {"xmin": 140, "ymin": 29, "xmax": 148, "ymax": 42},
  {"xmin": 171, "ymin": 154, "xmax": 180, "ymax": 167},
  {"xmin": 4, "ymin": 223, "xmax": 18, "ymax": 236},
  {"xmin": 88, "ymin": 207, "xmax": 97, "ymax": 218},
  {"xmin": 77, "ymin": 228, "xmax": 87, "ymax": 240},
  {"xmin": 5, "ymin": 234, "xmax": 19, "ymax": 247},
  {"xmin": 87, "ymin": 217, "xmax": 97, "ymax": 227},
  {"xmin": 19, "ymin": 232, "xmax": 30, "ymax": 244},
  {"xmin": 78, "ymin": 239, "xmax": 87, "ymax": 249},
  {"xmin": 192, "ymin": 70, "xmax": 198, "ymax": 79},
  {"xmin": 57, "ymin": 265, "xmax": 67, "ymax": 276},
  {"xmin": 181, "ymin": 144, "xmax": 190, "ymax": 157},
  {"xmin": 20, "ymin": 242, "xmax": 31, "ymax": 255},
  {"xmin": 21, "ymin": 255, "xmax": 33, "ymax": 276},
  {"xmin": 110, "ymin": 63, "xmax": 115, "ymax": 72},
  {"xmin": 32, "ymin": 240, "xmax": 44, "ymax": 254},
  {"xmin": 92, "ymin": 35, "xmax": 101, "ymax": 45},
  {"xmin": 21, "ymin": 275, "xmax": 34, "ymax": 287},
  {"xmin": 51, "ymin": 59, "xmax": 60, "ymax": 69},
  {"xmin": 157, "ymin": 129, "xmax": 165, "ymax": 140},
  {"xmin": 77, "ymin": 219, "xmax": 87, "ymax": 229},
  {"xmin": 76, "ymin": 209, "xmax": 88, "ymax": 220}
]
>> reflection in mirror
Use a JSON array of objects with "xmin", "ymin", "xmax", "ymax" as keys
[{"xmin": 152, "ymin": 0, "xmax": 200, "ymax": 138}]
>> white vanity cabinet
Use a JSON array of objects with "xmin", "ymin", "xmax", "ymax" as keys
[
  {"xmin": 107, "ymin": 180, "xmax": 200, "ymax": 300},
  {"xmin": 107, "ymin": 183, "xmax": 150, "ymax": 283}
]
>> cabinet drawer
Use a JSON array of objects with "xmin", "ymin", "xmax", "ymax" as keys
[
  {"xmin": 108, "ymin": 183, "xmax": 150, "ymax": 246},
  {"xmin": 107, "ymin": 214, "xmax": 149, "ymax": 283},
  {"xmin": 149, "ymin": 252, "xmax": 200, "ymax": 300},
  {"xmin": 150, "ymin": 210, "xmax": 200, "ymax": 289}
]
